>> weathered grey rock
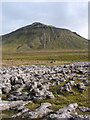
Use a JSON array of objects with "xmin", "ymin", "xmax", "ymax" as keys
[
  {"xmin": 0, "ymin": 100, "xmax": 30, "ymax": 111},
  {"xmin": 71, "ymin": 114, "xmax": 90, "ymax": 119},
  {"xmin": 79, "ymin": 106, "xmax": 90, "ymax": 112},
  {"xmin": 8, "ymin": 94, "xmax": 17, "ymax": 100},
  {"xmin": 65, "ymin": 83, "xmax": 72, "ymax": 92},
  {"xmin": 10, "ymin": 107, "xmax": 29, "ymax": 118},
  {"xmin": 56, "ymin": 80, "xmax": 60, "ymax": 85},
  {"xmin": 69, "ymin": 81, "xmax": 75, "ymax": 86},
  {"xmin": 10, "ymin": 76, "xmax": 23, "ymax": 85},
  {"xmin": 60, "ymin": 81, "xmax": 75, "ymax": 93},
  {"xmin": 11, "ymin": 90, "xmax": 21, "ymax": 96},
  {"xmin": 48, "ymin": 103, "xmax": 78, "ymax": 119},
  {"xmin": 13, "ymin": 104, "xmax": 25, "ymax": 111},
  {"xmin": 31, "ymin": 88, "xmax": 55, "ymax": 100},
  {"xmin": 2, "ymin": 86, "xmax": 11, "ymax": 94},
  {"xmin": 77, "ymin": 83, "xmax": 87, "ymax": 90},
  {"xmin": 83, "ymin": 80, "xmax": 90, "ymax": 86},
  {"xmin": 46, "ymin": 91, "xmax": 55, "ymax": 99},
  {"xmin": 22, "ymin": 103, "xmax": 53, "ymax": 119},
  {"xmin": 60, "ymin": 78, "xmax": 66, "ymax": 82}
]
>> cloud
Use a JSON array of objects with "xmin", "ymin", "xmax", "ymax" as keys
[{"xmin": 2, "ymin": 2, "xmax": 88, "ymax": 39}]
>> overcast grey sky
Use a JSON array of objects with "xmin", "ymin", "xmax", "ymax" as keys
[{"xmin": 2, "ymin": 2, "xmax": 88, "ymax": 39}]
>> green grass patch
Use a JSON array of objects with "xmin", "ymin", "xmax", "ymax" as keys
[
  {"xmin": 25, "ymin": 102, "xmax": 40, "ymax": 111},
  {"xmin": 2, "ymin": 109, "xmax": 17, "ymax": 118},
  {"xmin": 2, "ymin": 94, "xmax": 9, "ymax": 101},
  {"xmin": 2, "ymin": 53, "xmax": 88, "ymax": 62}
]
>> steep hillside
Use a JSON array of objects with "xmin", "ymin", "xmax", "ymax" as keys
[{"xmin": 2, "ymin": 22, "xmax": 88, "ymax": 51}]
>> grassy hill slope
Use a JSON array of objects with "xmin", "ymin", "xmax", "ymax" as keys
[{"xmin": 2, "ymin": 22, "xmax": 88, "ymax": 51}]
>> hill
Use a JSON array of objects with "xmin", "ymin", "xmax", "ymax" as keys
[{"xmin": 2, "ymin": 22, "xmax": 88, "ymax": 51}]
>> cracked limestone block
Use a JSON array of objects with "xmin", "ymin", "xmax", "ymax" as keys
[{"xmin": 22, "ymin": 103, "xmax": 53, "ymax": 119}]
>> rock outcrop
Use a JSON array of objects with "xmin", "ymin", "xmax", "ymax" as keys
[{"xmin": 0, "ymin": 62, "xmax": 89, "ymax": 119}]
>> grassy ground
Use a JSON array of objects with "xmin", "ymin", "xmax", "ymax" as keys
[{"xmin": 2, "ymin": 50, "xmax": 88, "ymax": 66}]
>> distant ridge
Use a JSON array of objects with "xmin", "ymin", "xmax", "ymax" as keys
[{"xmin": 2, "ymin": 22, "xmax": 88, "ymax": 51}]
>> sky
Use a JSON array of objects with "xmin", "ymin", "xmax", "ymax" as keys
[{"xmin": 1, "ymin": 1, "xmax": 88, "ymax": 39}]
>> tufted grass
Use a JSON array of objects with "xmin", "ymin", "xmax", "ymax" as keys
[{"xmin": 2, "ymin": 50, "xmax": 88, "ymax": 66}]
